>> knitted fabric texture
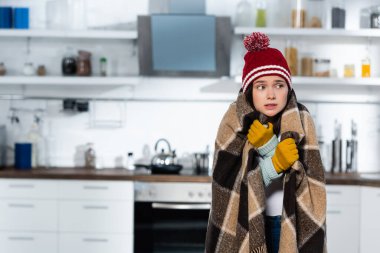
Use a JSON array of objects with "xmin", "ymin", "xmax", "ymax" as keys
[
  {"xmin": 205, "ymin": 89, "xmax": 327, "ymax": 253},
  {"xmin": 242, "ymin": 32, "xmax": 292, "ymax": 92}
]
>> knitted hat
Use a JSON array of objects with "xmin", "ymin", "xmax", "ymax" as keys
[{"xmin": 242, "ymin": 32, "xmax": 292, "ymax": 93}]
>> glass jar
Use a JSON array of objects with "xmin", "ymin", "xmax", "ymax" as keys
[
  {"xmin": 301, "ymin": 53, "xmax": 314, "ymax": 76},
  {"xmin": 331, "ymin": 0, "xmax": 346, "ymax": 28},
  {"xmin": 370, "ymin": 6, "xmax": 380, "ymax": 28},
  {"xmin": 285, "ymin": 42, "xmax": 299, "ymax": 76},
  {"xmin": 77, "ymin": 50, "xmax": 92, "ymax": 76},
  {"xmin": 291, "ymin": 0, "xmax": 306, "ymax": 28},
  {"xmin": 62, "ymin": 47, "xmax": 77, "ymax": 76},
  {"xmin": 344, "ymin": 64, "xmax": 355, "ymax": 78},
  {"xmin": 37, "ymin": 65, "xmax": 46, "ymax": 76},
  {"xmin": 256, "ymin": 0, "xmax": 267, "ymax": 27},
  {"xmin": 235, "ymin": 0, "xmax": 254, "ymax": 27},
  {"xmin": 23, "ymin": 62, "xmax": 35, "ymax": 76},
  {"xmin": 314, "ymin": 59, "xmax": 330, "ymax": 77},
  {"xmin": 0, "ymin": 62, "xmax": 6, "ymax": 76},
  {"xmin": 306, "ymin": 0, "xmax": 326, "ymax": 28}
]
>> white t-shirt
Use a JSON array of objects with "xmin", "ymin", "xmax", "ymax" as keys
[{"xmin": 265, "ymin": 175, "xmax": 284, "ymax": 216}]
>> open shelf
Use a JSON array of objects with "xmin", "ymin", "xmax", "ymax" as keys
[{"xmin": 0, "ymin": 29, "xmax": 137, "ymax": 40}]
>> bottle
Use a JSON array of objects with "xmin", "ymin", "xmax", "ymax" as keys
[
  {"xmin": 77, "ymin": 50, "xmax": 92, "ymax": 76},
  {"xmin": 84, "ymin": 143, "xmax": 96, "ymax": 169},
  {"xmin": 100, "ymin": 57, "xmax": 107, "ymax": 76},
  {"xmin": 27, "ymin": 120, "xmax": 43, "ymax": 168},
  {"xmin": 256, "ymin": 0, "xmax": 267, "ymax": 27},
  {"xmin": 361, "ymin": 55, "xmax": 371, "ymax": 78},
  {"xmin": 235, "ymin": 0, "xmax": 254, "ymax": 27},
  {"xmin": 126, "ymin": 152, "xmax": 135, "ymax": 170}
]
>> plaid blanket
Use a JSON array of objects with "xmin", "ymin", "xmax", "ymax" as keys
[{"xmin": 205, "ymin": 90, "xmax": 327, "ymax": 253}]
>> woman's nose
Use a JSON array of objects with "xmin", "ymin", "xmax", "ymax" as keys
[{"xmin": 267, "ymin": 87, "xmax": 276, "ymax": 99}]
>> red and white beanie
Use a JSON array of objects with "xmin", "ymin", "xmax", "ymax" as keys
[{"xmin": 242, "ymin": 32, "xmax": 292, "ymax": 93}]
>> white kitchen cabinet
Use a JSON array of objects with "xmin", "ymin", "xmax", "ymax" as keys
[
  {"xmin": 0, "ymin": 232, "xmax": 57, "ymax": 253},
  {"xmin": 57, "ymin": 180, "xmax": 134, "ymax": 253},
  {"xmin": 59, "ymin": 234, "xmax": 133, "ymax": 253},
  {"xmin": 360, "ymin": 186, "xmax": 380, "ymax": 253},
  {"xmin": 59, "ymin": 200, "xmax": 133, "ymax": 233},
  {"xmin": 0, "ymin": 179, "xmax": 134, "ymax": 253},
  {"xmin": 326, "ymin": 185, "xmax": 360, "ymax": 253}
]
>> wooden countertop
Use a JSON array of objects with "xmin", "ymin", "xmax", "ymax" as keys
[{"xmin": 1, "ymin": 167, "xmax": 380, "ymax": 186}]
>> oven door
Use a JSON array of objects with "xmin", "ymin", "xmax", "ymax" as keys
[{"xmin": 135, "ymin": 201, "xmax": 210, "ymax": 253}]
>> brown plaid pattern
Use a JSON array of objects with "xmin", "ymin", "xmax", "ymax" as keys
[{"xmin": 205, "ymin": 90, "xmax": 327, "ymax": 253}]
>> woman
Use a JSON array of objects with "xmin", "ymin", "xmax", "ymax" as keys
[{"xmin": 205, "ymin": 32, "xmax": 327, "ymax": 253}]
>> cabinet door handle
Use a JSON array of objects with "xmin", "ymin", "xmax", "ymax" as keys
[
  {"xmin": 8, "ymin": 236, "xmax": 34, "ymax": 241},
  {"xmin": 83, "ymin": 185, "xmax": 109, "ymax": 190},
  {"xmin": 83, "ymin": 205, "xmax": 109, "ymax": 210},
  {"xmin": 327, "ymin": 210, "xmax": 342, "ymax": 214},
  {"xmin": 8, "ymin": 203, "xmax": 35, "ymax": 208},
  {"xmin": 327, "ymin": 191, "xmax": 342, "ymax": 195},
  {"xmin": 8, "ymin": 184, "xmax": 35, "ymax": 189},
  {"xmin": 83, "ymin": 238, "xmax": 109, "ymax": 243}
]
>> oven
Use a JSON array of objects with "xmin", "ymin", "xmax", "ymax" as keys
[{"xmin": 134, "ymin": 182, "xmax": 211, "ymax": 253}]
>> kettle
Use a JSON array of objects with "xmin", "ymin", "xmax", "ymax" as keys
[{"xmin": 151, "ymin": 138, "xmax": 176, "ymax": 166}]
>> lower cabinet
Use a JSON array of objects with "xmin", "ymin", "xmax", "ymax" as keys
[
  {"xmin": 59, "ymin": 234, "xmax": 133, "ymax": 253},
  {"xmin": 326, "ymin": 185, "xmax": 360, "ymax": 253},
  {"xmin": 360, "ymin": 186, "xmax": 380, "ymax": 253},
  {"xmin": 0, "ymin": 179, "xmax": 134, "ymax": 253},
  {"xmin": 0, "ymin": 232, "xmax": 57, "ymax": 253}
]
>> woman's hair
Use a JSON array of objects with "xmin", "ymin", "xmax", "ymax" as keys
[{"xmin": 244, "ymin": 84, "xmax": 292, "ymax": 136}]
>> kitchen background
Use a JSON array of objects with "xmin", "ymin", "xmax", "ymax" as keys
[{"xmin": 0, "ymin": 0, "xmax": 380, "ymax": 173}]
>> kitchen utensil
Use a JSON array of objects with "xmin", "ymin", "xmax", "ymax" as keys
[
  {"xmin": 150, "ymin": 138, "xmax": 183, "ymax": 174},
  {"xmin": 194, "ymin": 152, "xmax": 209, "ymax": 174}
]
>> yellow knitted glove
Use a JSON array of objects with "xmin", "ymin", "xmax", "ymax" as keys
[
  {"xmin": 247, "ymin": 120, "xmax": 274, "ymax": 148},
  {"xmin": 272, "ymin": 138, "xmax": 299, "ymax": 173}
]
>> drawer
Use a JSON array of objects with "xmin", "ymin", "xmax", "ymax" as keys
[
  {"xmin": 0, "ymin": 179, "xmax": 57, "ymax": 199},
  {"xmin": 59, "ymin": 200, "xmax": 133, "ymax": 233},
  {"xmin": 0, "ymin": 232, "xmax": 57, "ymax": 253},
  {"xmin": 59, "ymin": 233, "xmax": 133, "ymax": 253},
  {"xmin": 58, "ymin": 180, "xmax": 133, "ymax": 200},
  {"xmin": 361, "ymin": 186, "xmax": 380, "ymax": 229},
  {"xmin": 326, "ymin": 185, "xmax": 360, "ymax": 205},
  {"xmin": 0, "ymin": 200, "xmax": 58, "ymax": 231}
]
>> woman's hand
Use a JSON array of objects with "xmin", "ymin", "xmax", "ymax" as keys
[
  {"xmin": 271, "ymin": 138, "xmax": 299, "ymax": 173},
  {"xmin": 247, "ymin": 120, "xmax": 274, "ymax": 148}
]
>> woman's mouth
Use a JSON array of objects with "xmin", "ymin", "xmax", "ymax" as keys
[{"xmin": 264, "ymin": 104, "xmax": 277, "ymax": 110}]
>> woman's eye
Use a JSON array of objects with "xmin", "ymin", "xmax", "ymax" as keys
[
  {"xmin": 275, "ymin": 84, "xmax": 284, "ymax": 88},
  {"xmin": 256, "ymin": 85, "xmax": 265, "ymax": 90}
]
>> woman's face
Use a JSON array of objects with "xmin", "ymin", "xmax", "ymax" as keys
[{"xmin": 251, "ymin": 75, "xmax": 289, "ymax": 117}]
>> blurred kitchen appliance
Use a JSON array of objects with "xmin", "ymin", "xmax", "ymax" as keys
[
  {"xmin": 135, "ymin": 182, "xmax": 211, "ymax": 253},
  {"xmin": 149, "ymin": 0, "xmax": 205, "ymax": 14},
  {"xmin": 138, "ymin": 15, "xmax": 231, "ymax": 77}
]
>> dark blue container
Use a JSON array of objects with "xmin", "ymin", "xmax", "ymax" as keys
[
  {"xmin": 13, "ymin": 7, "xmax": 29, "ymax": 29},
  {"xmin": 0, "ymin": 7, "xmax": 12, "ymax": 28},
  {"xmin": 15, "ymin": 143, "xmax": 32, "ymax": 170}
]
